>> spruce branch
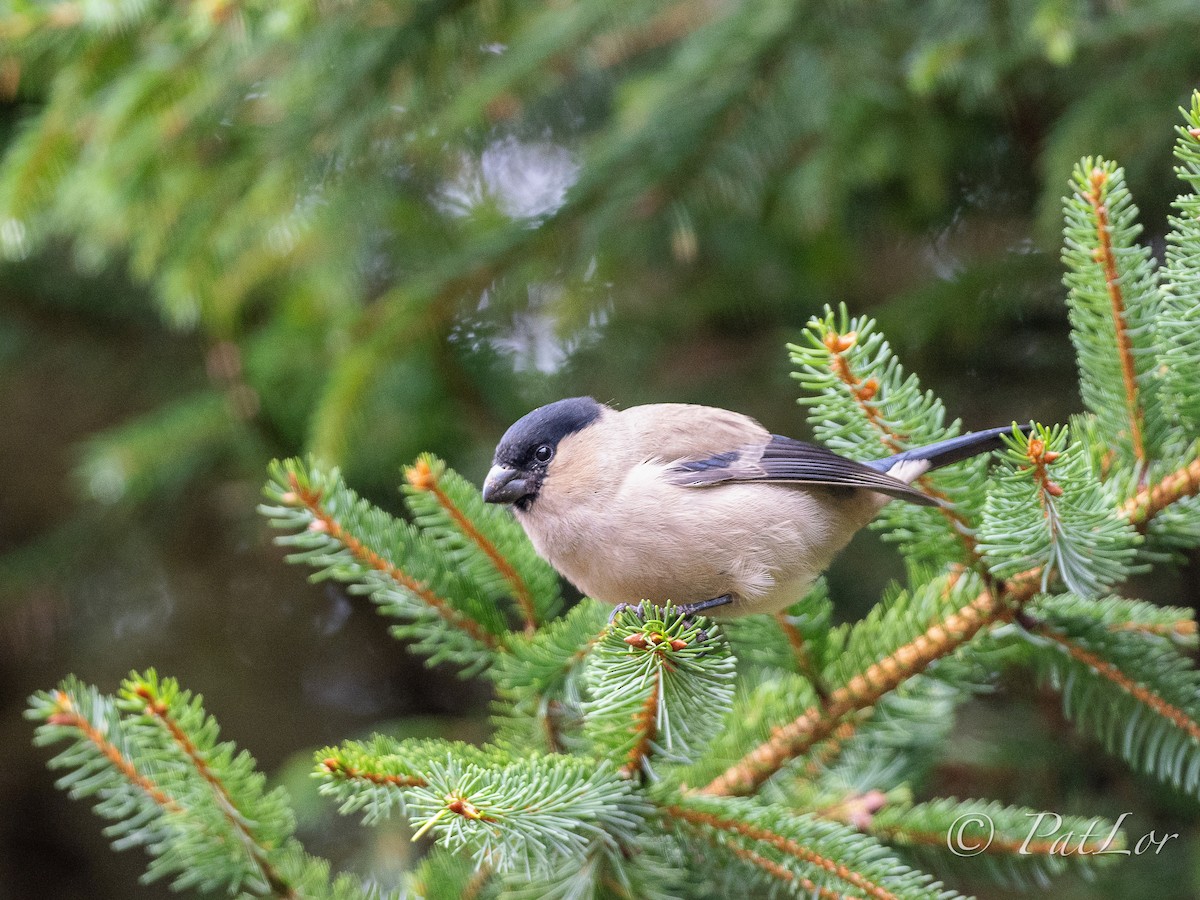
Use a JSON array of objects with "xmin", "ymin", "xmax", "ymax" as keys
[
  {"xmin": 284, "ymin": 469, "xmax": 499, "ymax": 649},
  {"xmin": 1080, "ymin": 164, "xmax": 1147, "ymax": 464},
  {"xmin": 119, "ymin": 673, "xmax": 298, "ymax": 898},
  {"xmin": 584, "ymin": 606, "xmax": 736, "ymax": 777},
  {"xmin": 663, "ymin": 797, "xmax": 955, "ymax": 900},
  {"xmin": 1162, "ymin": 93, "xmax": 1200, "ymax": 435},
  {"xmin": 978, "ymin": 424, "xmax": 1140, "ymax": 597},
  {"xmin": 774, "ymin": 609, "xmax": 829, "ymax": 700},
  {"xmin": 1121, "ymin": 455, "xmax": 1200, "ymax": 530},
  {"xmin": 404, "ymin": 453, "xmax": 562, "ymax": 632},
  {"xmin": 30, "ymin": 682, "xmax": 177, "ymax": 813},
  {"xmin": 1062, "ymin": 158, "xmax": 1166, "ymax": 466},
  {"xmin": 723, "ymin": 580, "xmax": 833, "ymax": 679},
  {"xmin": 260, "ymin": 459, "xmax": 507, "ymax": 672},
  {"xmin": 29, "ymin": 674, "xmax": 313, "ymax": 898},
  {"xmin": 789, "ymin": 305, "xmax": 988, "ymax": 567},
  {"xmin": 403, "ymin": 755, "xmax": 646, "ymax": 875},
  {"xmin": 489, "ymin": 601, "xmax": 607, "ymax": 755},
  {"xmin": 315, "ymin": 737, "xmax": 500, "ymax": 823},
  {"xmin": 702, "ymin": 448, "xmax": 1200, "ymax": 797},
  {"xmin": 1018, "ymin": 594, "xmax": 1200, "ymax": 795},
  {"xmin": 864, "ymin": 798, "xmax": 1124, "ymax": 889}
]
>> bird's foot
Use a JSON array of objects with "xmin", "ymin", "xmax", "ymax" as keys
[{"xmin": 672, "ymin": 594, "xmax": 733, "ymax": 617}]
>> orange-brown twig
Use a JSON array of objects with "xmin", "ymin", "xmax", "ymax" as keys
[
  {"xmin": 1030, "ymin": 623, "xmax": 1200, "ymax": 743},
  {"xmin": 1109, "ymin": 620, "xmax": 1198, "ymax": 639},
  {"xmin": 1122, "ymin": 456, "xmax": 1200, "ymax": 531},
  {"xmin": 1085, "ymin": 167, "xmax": 1146, "ymax": 465},
  {"xmin": 136, "ymin": 685, "xmax": 297, "ymax": 899},
  {"xmin": 723, "ymin": 842, "xmax": 851, "ymax": 899},
  {"xmin": 621, "ymin": 674, "xmax": 662, "ymax": 778},
  {"xmin": 319, "ymin": 757, "xmax": 428, "ymax": 788},
  {"xmin": 823, "ymin": 331, "xmax": 904, "ymax": 454},
  {"xmin": 407, "ymin": 459, "xmax": 539, "ymax": 633},
  {"xmin": 47, "ymin": 691, "xmax": 177, "ymax": 811},
  {"xmin": 287, "ymin": 474, "xmax": 501, "ymax": 650},
  {"xmin": 774, "ymin": 612, "xmax": 828, "ymax": 701},
  {"xmin": 664, "ymin": 804, "xmax": 897, "ymax": 900}
]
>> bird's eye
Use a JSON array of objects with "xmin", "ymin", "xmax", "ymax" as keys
[{"xmin": 533, "ymin": 444, "xmax": 554, "ymax": 463}]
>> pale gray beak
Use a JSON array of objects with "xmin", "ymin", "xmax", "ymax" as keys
[{"xmin": 482, "ymin": 465, "xmax": 533, "ymax": 505}]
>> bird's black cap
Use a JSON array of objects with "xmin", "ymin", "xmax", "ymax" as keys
[{"xmin": 494, "ymin": 396, "xmax": 604, "ymax": 468}]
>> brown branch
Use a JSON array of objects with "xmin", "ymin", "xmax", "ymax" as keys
[
  {"xmin": 774, "ymin": 612, "xmax": 828, "ymax": 701},
  {"xmin": 286, "ymin": 474, "xmax": 501, "ymax": 651},
  {"xmin": 47, "ymin": 691, "xmax": 178, "ymax": 812},
  {"xmin": 621, "ymin": 673, "xmax": 662, "ymax": 778},
  {"xmin": 723, "ymin": 843, "xmax": 851, "ymax": 899},
  {"xmin": 803, "ymin": 719, "xmax": 862, "ymax": 777},
  {"xmin": 406, "ymin": 458, "xmax": 539, "ymax": 633},
  {"xmin": 135, "ymin": 685, "xmax": 297, "ymax": 899},
  {"xmin": 461, "ymin": 863, "xmax": 494, "ymax": 900},
  {"xmin": 703, "ymin": 451, "xmax": 1200, "ymax": 797},
  {"xmin": 664, "ymin": 804, "xmax": 897, "ymax": 900},
  {"xmin": 1122, "ymin": 456, "xmax": 1200, "ymax": 531},
  {"xmin": 1030, "ymin": 623, "xmax": 1200, "ymax": 743},
  {"xmin": 319, "ymin": 757, "xmax": 428, "ymax": 788},
  {"xmin": 823, "ymin": 331, "xmax": 903, "ymax": 454},
  {"xmin": 1085, "ymin": 166, "xmax": 1146, "ymax": 465},
  {"xmin": 1110, "ymin": 619, "xmax": 1198, "ymax": 639},
  {"xmin": 700, "ymin": 574, "xmax": 1034, "ymax": 797}
]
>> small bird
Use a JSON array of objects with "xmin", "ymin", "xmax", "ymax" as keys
[{"xmin": 482, "ymin": 397, "xmax": 1023, "ymax": 618}]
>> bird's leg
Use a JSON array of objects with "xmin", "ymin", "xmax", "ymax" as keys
[{"xmin": 673, "ymin": 594, "xmax": 733, "ymax": 617}]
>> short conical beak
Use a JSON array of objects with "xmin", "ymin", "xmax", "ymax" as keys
[{"xmin": 482, "ymin": 465, "xmax": 533, "ymax": 505}]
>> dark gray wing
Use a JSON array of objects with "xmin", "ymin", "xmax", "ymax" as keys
[{"xmin": 665, "ymin": 434, "xmax": 939, "ymax": 507}]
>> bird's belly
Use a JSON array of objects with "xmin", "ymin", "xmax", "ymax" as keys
[{"xmin": 518, "ymin": 475, "xmax": 874, "ymax": 617}]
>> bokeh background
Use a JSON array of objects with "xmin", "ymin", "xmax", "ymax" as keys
[{"xmin": 2, "ymin": 1, "xmax": 1200, "ymax": 896}]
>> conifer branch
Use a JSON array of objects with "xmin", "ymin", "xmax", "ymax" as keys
[
  {"xmin": 45, "ymin": 690, "xmax": 177, "ymax": 811},
  {"xmin": 818, "ymin": 328, "xmax": 978, "ymax": 557},
  {"xmin": 1109, "ymin": 619, "xmax": 1198, "ymax": 639},
  {"xmin": 803, "ymin": 720, "xmax": 863, "ymax": 777},
  {"xmin": 700, "ymin": 579, "xmax": 1026, "ymax": 796},
  {"xmin": 133, "ymin": 683, "xmax": 298, "ymax": 899},
  {"xmin": 1024, "ymin": 620, "xmax": 1200, "ymax": 744},
  {"xmin": 621, "ymin": 671, "xmax": 662, "ymax": 778},
  {"xmin": 1121, "ymin": 455, "xmax": 1200, "ymax": 530},
  {"xmin": 406, "ymin": 458, "xmax": 539, "ymax": 633},
  {"xmin": 319, "ymin": 757, "xmax": 429, "ymax": 789},
  {"xmin": 722, "ymin": 842, "xmax": 849, "ymax": 899},
  {"xmin": 286, "ymin": 472, "xmax": 501, "ymax": 651},
  {"xmin": 1082, "ymin": 166, "xmax": 1147, "ymax": 465},
  {"xmin": 774, "ymin": 611, "xmax": 828, "ymax": 701},
  {"xmin": 705, "ymin": 453, "xmax": 1200, "ymax": 796},
  {"xmin": 663, "ymin": 805, "xmax": 899, "ymax": 900}
]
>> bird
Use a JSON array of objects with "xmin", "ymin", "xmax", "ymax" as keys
[{"xmin": 481, "ymin": 397, "xmax": 1025, "ymax": 618}]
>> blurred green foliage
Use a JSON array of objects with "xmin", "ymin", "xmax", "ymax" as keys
[
  {"xmin": 3, "ymin": 0, "xmax": 1200, "ymax": 896},
  {"xmin": 2, "ymin": 0, "xmax": 1200, "ymax": 495}
]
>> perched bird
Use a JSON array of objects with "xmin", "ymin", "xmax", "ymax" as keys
[{"xmin": 482, "ymin": 397, "xmax": 1023, "ymax": 618}]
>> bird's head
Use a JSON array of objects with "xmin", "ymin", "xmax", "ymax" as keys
[{"xmin": 482, "ymin": 397, "xmax": 604, "ymax": 510}]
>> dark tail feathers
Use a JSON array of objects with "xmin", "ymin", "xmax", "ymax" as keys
[{"xmin": 865, "ymin": 423, "xmax": 1032, "ymax": 474}]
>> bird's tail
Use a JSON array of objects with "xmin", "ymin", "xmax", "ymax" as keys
[{"xmin": 866, "ymin": 423, "xmax": 1031, "ymax": 484}]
